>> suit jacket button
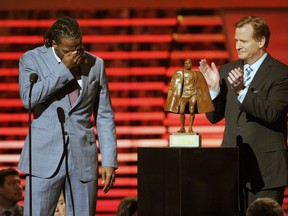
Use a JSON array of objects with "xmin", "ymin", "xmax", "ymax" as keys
[{"xmin": 237, "ymin": 126, "xmax": 242, "ymax": 130}]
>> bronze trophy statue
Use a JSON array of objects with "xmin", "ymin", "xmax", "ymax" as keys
[{"xmin": 165, "ymin": 59, "xmax": 214, "ymax": 146}]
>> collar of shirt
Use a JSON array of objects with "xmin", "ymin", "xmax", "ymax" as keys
[
  {"xmin": 244, "ymin": 52, "xmax": 268, "ymax": 81},
  {"xmin": 0, "ymin": 204, "xmax": 19, "ymax": 216},
  {"xmin": 52, "ymin": 46, "xmax": 61, "ymax": 63}
]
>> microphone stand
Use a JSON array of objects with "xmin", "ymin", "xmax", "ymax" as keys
[
  {"xmin": 28, "ymin": 73, "xmax": 38, "ymax": 216},
  {"xmin": 57, "ymin": 107, "xmax": 75, "ymax": 216}
]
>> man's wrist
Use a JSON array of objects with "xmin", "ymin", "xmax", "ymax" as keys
[
  {"xmin": 236, "ymin": 86, "xmax": 246, "ymax": 95},
  {"xmin": 209, "ymin": 84, "xmax": 220, "ymax": 91}
]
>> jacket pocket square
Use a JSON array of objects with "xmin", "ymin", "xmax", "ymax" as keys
[{"xmin": 91, "ymin": 80, "xmax": 98, "ymax": 84}]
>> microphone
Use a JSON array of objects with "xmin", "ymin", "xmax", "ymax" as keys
[
  {"xmin": 29, "ymin": 73, "xmax": 38, "ymax": 99},
  {"xmin": 57, "ymin": 107, "xmax": 66, "ymax": 148},
  {"xmin": 29, "ymin": 73, "xmax": 38, "ymax": 84},
  {"xmin": 57, "ymin": 107, "xmax": 65, "ymax": 124}
]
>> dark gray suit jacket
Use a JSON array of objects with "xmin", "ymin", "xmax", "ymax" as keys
[{"xmin": 206, "ymin": 54, "xmax": 288, "ymax": 191}]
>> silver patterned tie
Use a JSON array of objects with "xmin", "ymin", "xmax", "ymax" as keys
[{"xmin": 244, "ymin": 66, "xmax": 253, "ymax": 86}]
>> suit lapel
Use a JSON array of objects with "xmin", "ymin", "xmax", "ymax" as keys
[
  {"xmin": 73, "ymin": 76, "xmax": 88, "ymax": 108},
  {"xmin": 69, "ymin": 64, "xmax": 89, "ymax": 112},
  {"xmin": 237, "ymin": 55, "xmax": 272, "ymax": 122},
  {"xmin": 248, "ymin": 55, "xmax": 272, "ymax": 91}
]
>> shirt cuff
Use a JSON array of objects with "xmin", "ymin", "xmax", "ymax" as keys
[
  {"xmin": 209, "ymin": 88, "xmax": 220, "ymax": 100},
  {"xmin": 237, "ymin": 87, "xmax": 249, "ymax": 103}
]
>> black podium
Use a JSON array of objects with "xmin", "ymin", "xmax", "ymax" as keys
[{"xmin": 138, "ymin": 147, "xmax": 239, "ymax": 216}]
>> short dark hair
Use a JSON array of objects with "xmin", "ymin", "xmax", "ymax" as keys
[
  {"xmin": 116, "ymin": 196, "xmax": 138, "ymax": 216},
  {"xmin": 44, "ymin": 16, "xmax": 82, "ymax": 47},
  {"xmin": 246, "ymin": 198, "xmax": 284, "ymax": 216},
  {"xmin": 0, "ymin": 168, "xmax": 20, "ymax": 187},
  {"xmin": 235, "ymin": 16, "xmax": 270, "ymax": 48}
]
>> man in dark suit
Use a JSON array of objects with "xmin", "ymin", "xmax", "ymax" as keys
[
  {"xmin": 199, "ymin": 15, "xmax": 288, "ymax": 215},
  {"xmin": 0, "ymin": 168, "xmax": 23, "ymax": 216}
]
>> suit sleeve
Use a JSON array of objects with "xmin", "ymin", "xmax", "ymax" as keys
[
  {"xmin": 94, "ymin": 58, "xmax": 118, "ymax": 169},
  {"xmin": 206, "ymin": 76, "xmax": 228, "ymax": 124},
  {"xmin": 19, "ymin": 51, "xmax": 74, "ymax": 109}
]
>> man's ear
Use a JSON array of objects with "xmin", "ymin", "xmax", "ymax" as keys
[
  {"xmin": 258, "ymin": 36, "xmax": 266, "ymax": 48},
  {"xmin": 52, "ymin": 40, "xmax": 57, "ymax": 49}
]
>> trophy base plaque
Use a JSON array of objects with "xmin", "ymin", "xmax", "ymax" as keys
[{"xmin": 169, "ymin": 132, "xmax": 201, "ymax": 147}]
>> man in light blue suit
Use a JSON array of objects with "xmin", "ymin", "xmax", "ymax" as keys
[{"xmin": 18, "ymin": 16, "xmax": 117, "ymax": 216}]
